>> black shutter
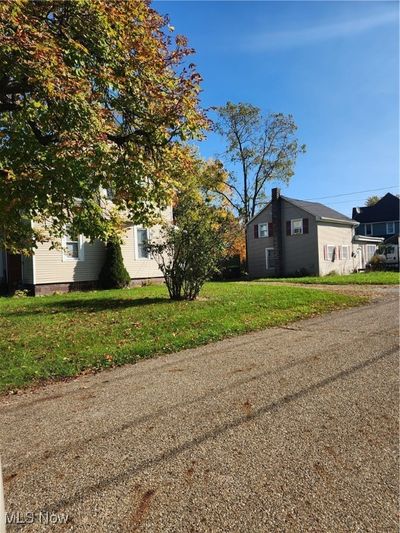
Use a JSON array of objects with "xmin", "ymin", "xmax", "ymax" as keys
[
  {"xmin": 268, "ymin": 222, "xmax": 273, "ymax": 237},
  {"xmin": 253, "ymin": 224, "xmax": 259, "ymax": 239},
  {"xmin": 286, "ymin": 221, "xmax": 291, "ymax": 236},
  {"xmin": 303, "ymin": 218, "xmax": 309, "ymax": 234}
]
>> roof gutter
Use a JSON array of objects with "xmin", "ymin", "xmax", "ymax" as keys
[
  {"xmin": 353, "ymin": 235, "xmax": 384, "ymax": 243},
  {"xmin": 316, "ymin": 216, "xmax": 359, "ymax": 226}
]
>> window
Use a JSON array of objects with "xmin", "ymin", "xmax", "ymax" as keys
[
  {"xmin": 341, "ymin": 245, "xmax": 350, "ymax": 260},
  {"xmin": 327, "ymin": 245, "xmax": 336, "ymax": 261},
  {"xmin": 62, "ymin": 232, "xmax": 83, "ymax": 261},
  {"xmin": 366, "ymin": 245, "xmax": 376, "ymax": 263},
  {"xmin": 136, "ymin": 228, "xmax": 149, "ymax": 259},
  {"xmin": 365, "ymin": 224, "xmax": 372, "ymax": 236},
  {"xmin": 259, "ymin": 223, "xmax": 268, "ymax": 238},
  {"xmin": 265, "ymin": 248, "xmax": 275, "ymax": 270},
  {"xmin": 291, "ymin": 219, "xmax": 303, "ymax": 235},
  {"xmin": 386, "ymin": 222, "xmax": 395, "ymax": 234}
]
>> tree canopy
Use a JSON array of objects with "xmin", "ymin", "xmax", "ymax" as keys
[
  {"xmin": 214, "ymin": 102, "xmax": 305, "ymax": 224},
  {"xmin": 0, "ymin": 0, "xmax": 207, "ymax": 252},
  {"xmin": 365, "ymin": 195, "xmax": 381, "ymax": 207}
]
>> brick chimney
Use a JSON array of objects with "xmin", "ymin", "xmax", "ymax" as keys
[{"xmin": 271, "ymin": 187, "xmax": 283, "ymax": 276}]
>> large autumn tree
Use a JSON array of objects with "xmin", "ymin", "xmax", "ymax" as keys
[
  {"xmin": 0, "ymin": 0, "xmax": 207, "ymax": 252},
  {"xmin": 214, "ymin": 102, "xmax": 306, "ymax": 224}
]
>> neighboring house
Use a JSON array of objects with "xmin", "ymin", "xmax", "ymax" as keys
[
  {"xmin": 0, "ymin": 206, "xmax": 172, "ymax": 295},
  {"xmin": 352, "ymin": 193, "xmax": 400, "ymax": 238},
  {"xmin": 247, "ymin": 188, "xmax": 383, "ymax": 278}
]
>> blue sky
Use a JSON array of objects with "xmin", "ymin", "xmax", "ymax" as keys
[{"xmin": 155, "ymin": 1, "xmax": 399, "ymax": 216}]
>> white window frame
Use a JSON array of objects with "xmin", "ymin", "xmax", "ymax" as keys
[
  {"xmin": 341, "ymin": 245, "xmax": 350, "ymax": 260},
  {"xmin": 291, "ymin": 218, "xmax": 303, "ymax": 235},
  {"xmin": 386, "ymin": 222, "xmax": 395, "ymax": 234},
  {"xmin": 265, "ymin": 248, "xmax": 275, "ymax": 270},
  {"xmin": 365, "ymin": 223, "xmax": 373, "ymax": 236},
  {"xmin": 62, "ymin": 234, "xmax": 84, "ymax": 262},
  {"xmin": 366, "ymin": 244, "xmax": 377, "ymax": 263},
  {"xmin": 259, "ymin": 223, "xmax": 268, "ymax": 238},
  {"xmin": 326, "ymin": 244, "xmax": 336, "ymax": 262},
  {"xmin": 135, "ymin": 227, "xmax": 150, "ymax": 260}
]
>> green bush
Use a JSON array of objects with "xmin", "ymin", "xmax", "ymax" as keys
[
  {"xmin": 148, "ymin": 200, "xmax": 226, "ymax": 300},
  {"xmin": 99, "ymin": 239, "xmax": 131, "ymax": 289}
]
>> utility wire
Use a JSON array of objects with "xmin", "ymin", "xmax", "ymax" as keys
[{"xmin": 304, "ymin": 186, "xmax": 399, "ymax": 201}]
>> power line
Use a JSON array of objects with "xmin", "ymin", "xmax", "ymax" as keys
[{"xmin": 304, "ymin": 186, "xmax": 399, "ymax": 201}]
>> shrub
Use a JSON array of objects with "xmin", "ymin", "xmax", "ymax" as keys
[
  {"xmin": 367, "ymin": 254, "xmax": 386, "ymax": 272},
  {"xmin": 148, "ymin": 200, "xmax": 226, "ymax": 300},
  {"xmin": 99, "ymin": 239, "xmax": 131, "ymax": 289}
]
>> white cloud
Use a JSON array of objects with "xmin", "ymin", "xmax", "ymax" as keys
[{"xmin": 245, "ymin": 10, "xmax": 398, "ymax": 51}]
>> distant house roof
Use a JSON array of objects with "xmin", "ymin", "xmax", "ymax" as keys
[
  {"xmin": 352, "ymin": 193, "xmax": 400, "ymax": 223},
  {"xmin": 282, "ymin": 196, "xmax": 355, "ymax": 223}
]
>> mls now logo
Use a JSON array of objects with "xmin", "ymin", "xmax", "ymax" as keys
[
  {"xmin": 0, "ymin": 458, "xmax": 68, "ymax": 531},
  {"xmin": 5, "ymin": 512, "xmax": 69, "ymax": 525}
]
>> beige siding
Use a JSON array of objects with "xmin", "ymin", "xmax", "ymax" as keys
[
  {"xmin": 121, "ymin": 205, "xmax": 172, "ymax": 279},
  {"xmin": 34, "ymin": 238, "xmax": 106, "ymax": 284},
  {"xmin": 33, "ymin": 207, "xmax": 172, "ymax": 285},
  {"xmin": 121, "ymin": 224, "xmax": 164, "ymax": 279},
  {"xmin": 247, "ymin": 206, "xmax": 274, "ymax": 278},
  {"xmin": 281, "ymin": 201, "xmax": 319, "ymax": 276},
  {"xmin": 317, "ymin": 223, "xmax": 356, "ymax": 275}
]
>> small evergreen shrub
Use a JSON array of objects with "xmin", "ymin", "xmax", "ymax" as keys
[{"xmin": 99, "ymin": 239, "xmax": 131, "ymax": 289}]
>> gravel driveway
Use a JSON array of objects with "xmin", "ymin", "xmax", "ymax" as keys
[{"xmin": 1, "ymin": 287, "xmax": 398, "ymax": 532}]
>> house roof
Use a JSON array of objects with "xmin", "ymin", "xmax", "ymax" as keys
[
  {"xmin": 282, "ymin": 196, "xmax": 355, "ymax": 223},
  {"xmin": 246, "ymin": 195, "xmax": 357, "ymax": 226},
  {"xmin": 384, "ymin": 233, "xmax": 400, "ymax": 245},
  {"xmin": 352, "ymin": 193, "xmax": 400, "ymax": 223}
]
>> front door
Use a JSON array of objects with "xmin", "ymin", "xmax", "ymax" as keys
[{"xmin": 265, "ymin": 248, "xmax": 275, "ymax": 272}]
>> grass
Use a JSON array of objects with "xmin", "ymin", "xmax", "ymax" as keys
[
  {"xmin": 0, "ymin": 282, "xmax": 366, "ymax": 393},
  {"xmin": 255, "ymin": 271, "xmax": 400, "ymax": 285}
]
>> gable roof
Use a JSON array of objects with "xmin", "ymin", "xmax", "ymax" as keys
[
  {"xmin": 282, "ymin": 196, "xmax": 354, "ymax": 223},
  {"xmin": 247, "ymin": 195, "xmax": 357, "ymax": 226},
  {"xmin": 352, "ymin": 193, "xmax": 400, "ymax": 223}
]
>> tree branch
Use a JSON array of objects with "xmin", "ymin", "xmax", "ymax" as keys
[
  {"xmin": 216, "ymin": 188, "xmax": 241, "ymax": 214},
  {"xmin": 28, "ymin": 121, "xmax": 59, "ymax": 145}
]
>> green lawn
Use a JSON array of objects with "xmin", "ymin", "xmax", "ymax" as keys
[
  {"xmin": 0, "ymin": 282, "xmax": 366, "ymax": 393},
  {"xmin": 255, "ymin": 271, "xmax": 400, "ymax": 285}
]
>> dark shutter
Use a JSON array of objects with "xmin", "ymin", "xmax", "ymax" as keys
[
  {"xmin": 253, "ymin": 224, "xmax": 259, "ymax": 239},
  {"xmin": 268, "ymin": 222, "xmax": 273, "ymax": 237},
  {"xmin": 286, "ymin": 221, "xmax": 291, "ymax": 236},
  {"xmin": 303, "ymin": 218, "xmax": 309, "ymax": 234}
]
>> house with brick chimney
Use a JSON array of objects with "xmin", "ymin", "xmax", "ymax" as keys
[{"xmin": 247, "ymin": 188, "xmax": 383, "ymax": 277}]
